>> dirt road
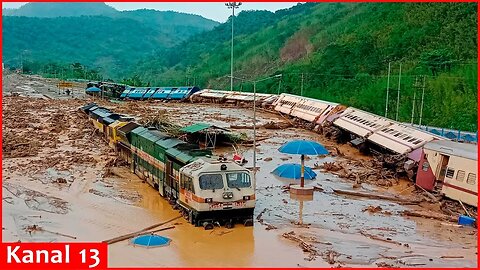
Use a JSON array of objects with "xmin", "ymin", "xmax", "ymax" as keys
[{"xmin": 2, "ymin": 73, "xmax": 477, "ymax": 267}]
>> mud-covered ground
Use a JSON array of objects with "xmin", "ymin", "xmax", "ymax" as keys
[{"xmin": 2, "ymin": 72, "xmax": 477, "ymax": 267}]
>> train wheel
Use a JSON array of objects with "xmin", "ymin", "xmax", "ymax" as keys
[
  {"xmin": 244, "ymin": 219, "xmax": 254, "ymax": 227},
  {"xmin": 225, "ymin": 220, "xmax": 234, "ymax": 229},
  {"xmin": 203, "ymin": 222, "xmax": 214, "ymax": 230},
  {"xmin": 188, "ymin": 211, "xmax": 193, "ymax": 224}
]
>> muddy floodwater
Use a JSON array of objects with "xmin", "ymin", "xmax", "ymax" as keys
[{"xmin": 2, "ymin": 73, "xmax": 477, "ymax": 268}]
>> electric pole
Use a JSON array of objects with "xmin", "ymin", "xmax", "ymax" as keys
[
  {"xmin": 419, "ymin": 76, "xmax": 426, "ymax": 126},
  {"xmin": 395, "ymin": 64, "xmax": 402, "ymax": 121},
  {"xmin": 277, "ymin": 78, "xmax": 282, "ymax": 95},
  {"xmin": 226, "ymin": 2, "xmax": 241, "ymax": 92},
  {"xmin": 300, "ymin": 73, "xmax": 304, "ymax": 96},
  {"xmin": 385, "ymin": 62, "xmax": 391, "ymax": 118},
  {"xmin": 411, "ymin": 77, "xmax": 418, "ymax": 124}
]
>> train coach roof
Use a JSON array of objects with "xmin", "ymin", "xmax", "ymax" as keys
[
  {"xmin": 90, "ymin": 108, "xmax": 111, "ymax": 119},
  {"xmin": 166, "ymin": 148, "xmax": 197, "ymax": 164},
  {"xmin": 279, "ymin": 93, "xmax": 339, "ymax": 106},
  {"xmin": 101, "ymin": 116, "xmax": 116, "ymax": 126},
  {"xmin": 79, "ymin": 103, "xmax": 97, "ymax": 112},
  {"xmin": 136, "ymin": 128, "xmax": 168, "ymax": 143},
  {"xmin": 117, "ymin": 122, "xmax": 141, "ymax": 135},
  {"xmin": 424, "ymin": 140, "xmax": 477, "ymax": 160},
  {"xmin": 155, "ymin": 138, "xmax": 183, "ymax": 149},
  {"xmin": 180, "ymin": 157, "xmax": 249, "ymax": 177}
]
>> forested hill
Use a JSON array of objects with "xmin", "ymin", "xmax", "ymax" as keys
[
  {"xmin": 2, "ymin": 3, "xmax": 219, "ymax": 78},
  {"xmin": 3, "ymin": 2, "xmax": 477, "ymax": 130},
  {"xmin": 132, "ymin": 2, "xmax": 477, "ymax": 131},
  {"xmin": 2, "ymin": 2, "xmax": 117, "ymax": 17}
]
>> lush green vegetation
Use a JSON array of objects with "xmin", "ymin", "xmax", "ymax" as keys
[
  {"xmin": 133, "ymin": 3, "xmax": 477, "ymax": 131},
  {"xmin": 3, "ymin": 2, "xmax": 477, "ymax": 130},
  {"xmin": 2, "ymin": 3, "xmax": 219, "ymax": 79},
  {"xmin": 2, "ymin": 2, "xmax": 117, "ymax": 17}
]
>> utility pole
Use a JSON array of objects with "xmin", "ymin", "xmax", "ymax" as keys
[
  {"xmin": 411, "ymin": 77, "xmax": 418, "ymax": 124},
  {"xmin": 385, "ymin": 62, "xmax": 391, "ymax": 118},
  {"xmin": 253, "ymin": 80, "xmax": 257, "ymax": 174},
  {"xmin": 277, "ymin": 79, "xmax": 282, "ymax": 95},
  {"xmin": 395, "ymin": 64, "xmax": 402, "ymax": 121},
  {"xmin": 20, "ymin": 53, "xmax": 23, "ymax": 73},
  {"xmin": 300, "ymin": 73, "xmax": 304, "ymax": 96},
  {"xmin": 226, "ymin": 2, "xmax": 241, "ymax": 92},
  {"xmin": 419, "ymin": 76, "xmax": 426, "ymax": 126}
]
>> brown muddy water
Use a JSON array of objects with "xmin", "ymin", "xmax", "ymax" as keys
[{"xmin": 2, "ymin": 85, "xmax": 477, "ymax": 267}]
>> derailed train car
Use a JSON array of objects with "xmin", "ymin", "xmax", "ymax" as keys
[
  {"xmin": 190, "ymin": 89, "xmax": 276, "ymax": 105},
  {"xmin": 120, "ymin": 86, "xmax": 201, "ymax": 101},
  {"xmin": 331, "ymin": 107, "xmax": 445, "ymax": 155},
  {"xmin": 416, "ymin": 140, "xmax": 477, "ymax": 207},
  {"xmin": 79, "ymin": 103, "xmax": 255, "ymax": 229},
  {"xmin": 268, "ymin": 94, "xmax": 476, "ymax": 206},
  {"xmin": 273, "ymin": 93, "xmax": 346, "ymax": 125}
]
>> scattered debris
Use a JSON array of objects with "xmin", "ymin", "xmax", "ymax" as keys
[
  {"xmin": 360, "ymin": 230, "xmax": 403, "ymax": 246},
  {"xmin": 282, "ymin": 231, "xmax": 320, "ymax": 261},
  {"xmin": 401, "ymin": 209, "xmax": 457, "ymax": 223},
  {"xmin": 103, "ymin": 216, "xmax": 181, "ymax": 245},
  {"xmin": 330, "ymin": 188, "xmax": 422, "ymax": 204},
  {"xmin": 362, "ymin": 205, "xmax": 383, "ymax": 214}
]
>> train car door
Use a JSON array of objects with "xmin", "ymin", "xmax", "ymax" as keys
[
  {"xmin": 436, "ymin": 154, "xmax": 450, "ymax": 182},
  {"xmin": 165, "ymin": 159, "xmax": 173, "ymax": 198},
  {"xmin": 158, "ymin": 166, "xmax": 165, "ymax": 197}
]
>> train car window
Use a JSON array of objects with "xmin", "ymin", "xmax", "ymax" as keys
[
  {"xmin": 456, "ymin": 170, "xmax": 465, "ymax": 182},
  {"xmin": 226, "ymin": 172, "xmax": 251, "ymax": 188},
  {"xmin": 445, "ymin": 168, "xmax": 455, "ymax": 178},
  {"xmin": 413, "ymin": 140, "xmax": 422, "ymax": 145},
  {"xmin": 199, "ymin": 174, "xmax": 224, "ymax": 190},
  {"xmin": 467, "ymin": 173, "xmax": 476, "ymax": 185},
  {"xmin": 422, "ymin": 162, "xmax": 429, "ymax": 171}
]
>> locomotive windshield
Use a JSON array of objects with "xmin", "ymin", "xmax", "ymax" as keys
[
  {"xmin": 227, "ymin": 172, "xmax": 251, "ymax": 188},
  {"xmin": 199, "ymin": 174, "xmax": 224, "ymax": 190}
]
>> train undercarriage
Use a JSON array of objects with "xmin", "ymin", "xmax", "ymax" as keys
[{"xmin": 178, "ymin": 202, "xmax": 254, "ymax": 230}]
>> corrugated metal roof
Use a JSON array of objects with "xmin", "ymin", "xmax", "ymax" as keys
[
  {"xmin": 180, "ymin": 123, "xmax": 211, "ymax": 133},
  {"xmin": 424, "ymin": 140, "xmax": 477, "ymax": 160},
  {"xmin": 180, "ymin": 123, "xmax": 229, "ymax": 133}
]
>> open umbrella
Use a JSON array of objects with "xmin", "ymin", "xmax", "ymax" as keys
[
  {"xmin": 131, "ymin": 234, "xmax": 171, "ymax": 248},
  {"xmin": 279, "ymin": 139, "xmax": 328, "ymax": 188},
  {"xmin": 86, "ymin": 87, "xmax": 101, "ymax": 93},
  {"xmin": 272, "ymin": 163, "xmax": 317, "ymax": 180}
]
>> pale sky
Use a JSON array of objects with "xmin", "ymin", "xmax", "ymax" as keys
[{"xmin": 2, "ymin": 2, "xmax": 300, "ymax": 22}]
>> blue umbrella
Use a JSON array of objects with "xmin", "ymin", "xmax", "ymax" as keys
[
  {"xmin": 279, "ymin": 139, "xmax": 328, "ymax": 188},
  {"xmin": 272, "ymin": 163, "xmax": 317, "ymax": 180},
  {"xmin": 278, "ymin": 140, "xmax": 328, "ymax": 155},
  {"xmin": 86, "ymin": 87, "xmax": 101, "ymax": 93},
  {"xmin": 131, "ymin": 234, "xmax": 171, "ymax": 248}
]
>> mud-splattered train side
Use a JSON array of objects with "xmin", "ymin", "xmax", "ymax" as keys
[{"xmin": 79, "ymin": 103, "xmax": 255, "ymax": 229}]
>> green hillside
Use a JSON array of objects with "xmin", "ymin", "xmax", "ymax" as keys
[
  {"xmin": 3, "ymin": 2, "xmax": 477, "ymax": 131},
  {"xmin": 132, "ymin": 2, "xmax": 477, "ymax": 131},
  {"xmin": 2, "ymin": 2, "xmax": 117, "ymax": 17},
  {"xmin": 2, "ymin": 3, "xmax": 219, "ymax": 78}
]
